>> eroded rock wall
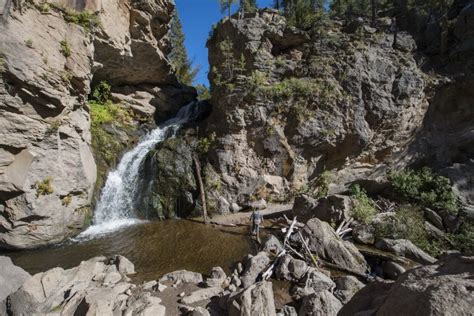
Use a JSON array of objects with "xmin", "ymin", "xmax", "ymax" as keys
[{"xmin": 0, "ymin": 0, "xmax": 186, "ymax": 249}]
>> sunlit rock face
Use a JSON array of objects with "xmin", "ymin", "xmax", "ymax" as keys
[
  {"xmin": 203, "ymin": 4, "xmax": 474, "ymax": 213},
  {"xmin": 0, "ymin": 0, "xmax": 185, "ymax": 249}
]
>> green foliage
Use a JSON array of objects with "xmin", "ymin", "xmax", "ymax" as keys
[
  {"xmin": 280, "ymin": 0, "xmax": 328, "ymax": 29},
  {"xmin": 59, "ymin": 40, "xmax": 71, "ymax": 58},
  {"xmin": 36, "ymin": 177, "xmax": 54, "ymax": 197},
  {"xmin": 37, "ymin": 2, "xmax": 50, "ymax": 13},
  {"xmin": 169, "ymin": 11, "xmax": 199, "ymax": 85},
  {"xmin": 375, "ymin": 206, "xmax": 446, "ymax": 257},
  {"xmin": 196, "ymin": 84, "xmax": 211, "ymax": 101},
  {"xmin": 197, "ymin": 132, "xmax": 216, "ymax": 154},
  {"xmin": 61, "ymin": 195, "xmax": 72, "ymax": 206},
  {"xmin": 25, "ymin": 39, "xmax": 33, "ymax": 48},
  {"xmin": 64, "ymin": 10, "xmax": 101, "ymax": 32},
  {"xmin": 218, "ymin": 0, "xmax": 238, "ymax": 17},
  {"xmin": 91, "ymin": 81, "xmax": 112, "ymax": 103},
  {"xmin": 241, "ymin": 0, "xmax": 257, "ymax": 13},
  {"xmin": 314, "ymin": 171, "xmax": 334, "ymax": 198},
  {"xmin": 452, "ymin": 220, "xmax": 474, "ymax": 254},
  {"xmin": 389, "ymin": 167, "xmax": 458, "ymax": 214},
  {"xmin": 90, "ymin": 101, "xmax": 132, "ymax": 127},
  {"xmin": 350, "ymin": 185, "xmax": 377, "ymax": 224}
]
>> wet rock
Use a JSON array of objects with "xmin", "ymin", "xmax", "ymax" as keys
[
  {"xmin": 334, "ymin": 276, "xmax": 365, "ymax": 304},
  {"xmin": 381, "ymin": 261, "xmax": 406, "ymax": 280},
  {"xmin": 375, "ymin": 238, "xmax": 436, "ymax": 265},
  {"xmin": 298, "ymin": 290, "xmax": 342, "ymax": 316},
  {"xmin": 275, "ymin": 254, "xmax": 308, "ymax": 282},
  {"xmin": 262, "ymin": 235, "xmax": 284, "ymax": 254},
  {"xmin": 181, "ymin": 287, "xmax": 224, "ymax": 305},
  {"xmin": 292, "ymin": 268, "xmax": 335, "ymax": 298},
  {"xmin": 340, "ymin": 254, "xmax": 474, "ymax": 316},
  {"xmin": 240, "ymin": 252, "xmax": 271, "ymax": 288},
  {"xmin": 111, "ymin": 255, "xmax": 136, "ymax": 275},
  {"xmin": 301, "ymin": 218, "xmax": 368, "ymax": 274},
  {"xmin": 228, "ymin": 281, "xmax": 276, "ymax": 316},
  {"xmin": 160, "ymin": 270, "xmax": 203, "ymax": 285}
]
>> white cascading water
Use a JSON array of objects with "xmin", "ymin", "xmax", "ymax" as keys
[{"xmin": 78, "ymin": 102, "xmax": 199, "ymax": 238}]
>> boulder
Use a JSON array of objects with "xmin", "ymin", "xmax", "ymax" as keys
[
  {"xmin": 340, "ymin": 254, "xmax": 474, "ymax": 316},
  {"xmin": 205, "ymin": 266, "xmax": 227, "ymax": 288},
  {"xmin": 277, "ymin": 305, "xmax": 298, "ymax": 316},
  {"xmin": 375, "ymin": 239, "xmax": 436, "ymax": 265},
  {"xmin": 228, "ymin": 281, "xmax": 276, "ymax": 316},
  {"xmin": 159, "ymin": 270, "xmax": 203, "ymax": 285},
  {"xmin": 351, "ymin": 223, "xmax": 375, "ymax": 245},
  {"xmin": 292, "ymin": 268, "xmax": 335, "ymax": 298},
  {"xmin": 298, "ymin": 291, "xmax": 343, "ymax": 316},
  {"xmin": 275, "ymin": 255, "xmax": 308, "ymax": 282},
  {"xmin": 381, "ymin": 261, "xmax": 406, "ymax": 280},
  {"xmin": 261, "ymin": 235, "xmax": 284, "ymax": 254},
  {"xmin": 240, "ymin": 252, "xmax": 271, "ymax": 288},
  {"xmin": 292, "ymin": 195, "xmax": 352, "ymax": 224},
  {"xmin": 0, "ymin": 256, "xmax": 30, "ymax": 305},
  {"xmin": 181, "ymin": 287, "xmax": 223, "ymax": 305},
  {"xmin": 424, "ymin": 208, "xmax": 445, "ymax": 231},
  {"xmin": 300, "ymin": 218, "xmax": 368, "ymax": 274},
  {"xmin": 334, "ymin": 276, "xmax": 365, "ymax": 304}
]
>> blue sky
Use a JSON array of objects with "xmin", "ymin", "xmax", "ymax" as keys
[{"xmin": 175, "ymin": 0, "xmax": 274, "ymax": 86}]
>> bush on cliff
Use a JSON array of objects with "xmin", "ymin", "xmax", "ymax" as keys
[
  {"xmin": 388, "ymin": 167, "xmax": 458, "ymax": 214},
  {"xmin": 350, "ymin": 185, "xmax": 377, "ymax": 224}
]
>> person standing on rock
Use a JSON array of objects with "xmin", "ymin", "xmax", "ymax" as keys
[{"xmin": 250, "ymin": 209, "xmax": 263, "ymax": 243}]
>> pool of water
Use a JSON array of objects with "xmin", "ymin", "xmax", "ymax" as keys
[{"xmin": 3, "ymin": 220, "xmax": 255, "ymax": 283}]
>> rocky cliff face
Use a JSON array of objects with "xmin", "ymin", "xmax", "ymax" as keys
[
  {"xmin": 204, "ymin": 10, "xmax": 427, "ymax": 208},
  {"xmin": 0, "ymin": 0, "xmax": 192, "ymax": 249},
  {"xmin": 202, "ymin": 3, "xmax": 473, "ymax": 214}
]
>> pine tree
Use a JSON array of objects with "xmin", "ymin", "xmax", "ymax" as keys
[
  {"xmin": 168, "ymin": 11, "xmax": 199, "ymax": 85},
  {"xmin": 240, "ymin": 0, "xmax": 257, "ymax": 13},
  {"xmin": 219, "ymin": 0, "xmax": 239, "ymax": 18}
]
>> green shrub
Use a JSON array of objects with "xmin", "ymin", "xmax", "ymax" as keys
[
  {"xmin": 314, "ymin": 171, "xmax": 334, "ymax": 198},
  {"xmin": 36, "ymin": 177, "xmax": 54, "ymax": 197},
  {"xmin": 91, "ymin": 81, "xmax": 112, "ymax": 103},
  {"xmin": 64, "ymin": 10, "xmax": 100, "ymax": 32},
  {"xmin": 350, "ymin": 185, "xmax": 377, "ymax": 224},
  {"xmin": 452, "ymin": 220, "xmax": 474, "ymax": 254},
  {"xmin": 60, "ymin": 40, "xmax": 71, "ymax": 58},
  {"xmin": 90, "ymin": 100, "xmax": 132, "ymax": 127},
  {"xmin": 25, "ymin": 39, "xmax": 33, "ymax": 48},
  {"xmin": 375, "ymin": 206, "xmax": 446, "ymax": 257},
  {"xmin": 61, "ymin": 195, "xmax": 72, "ymax": 206},
  {"xmin": 389, "ymin": 167, "xmax": 458, "ymax": 214},
  {"xmin": 197, "ymin": 132, "xmax": 216, "ymax": 154},
  {"xmin": 37, "ymin": 3, "xmax": 50, "ymax": 13}
]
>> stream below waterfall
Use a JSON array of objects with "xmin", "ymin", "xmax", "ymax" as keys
[{"xmin": 8, "ymin": 220, "xmax": 253, "ymax": 282}]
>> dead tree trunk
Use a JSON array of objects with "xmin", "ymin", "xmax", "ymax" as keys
[{"xmin": 193, "ymin": 154, "xmax": 208, "ymax": 224}]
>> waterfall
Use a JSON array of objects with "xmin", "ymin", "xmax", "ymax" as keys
[{"xmin": 77, "ymin": 102, "xmax": 199, "ymax": 238}]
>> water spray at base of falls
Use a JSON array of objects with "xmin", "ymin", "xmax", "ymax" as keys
[{"xmin": 77, "ymin": 102, "xmax": 200, "ymax": 239}]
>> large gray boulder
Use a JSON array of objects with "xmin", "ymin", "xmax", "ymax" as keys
[
  {"xmin": 333, "ymin": 276, "xmax": 365, "ymax": 304},
  {"xmin": 0, "ymin": 256, "xmax": 30, "ymax": 312},
  {"xmin": 300, "ymin": 218, "xmax": 368, "ymax": 274},
  {"xmin": 275, "ymin": 254, "xmax": 308, "ymax": 282},
  {"xmin": 240, "ymin": 252, "xmax": 271, "ymax": 288},
  {"xmin": 228, "ymin": 281, "xmax": 276, "ymax": 316},
  {"xmin": 340, "ymin": 254, "xmax": 474, "ymax": 316},
  {"xmin": 298, "ymin": 290, "xmax": 342, "ymax": 316},
  {"xmin": 375, "ymin": 238, "xmax": 436, "ymax": 265},
  {"xmin": 292, "ymin": 268, "xmax": 335, "ymax": 299},
  {"xmin": 292, "ymin": 195, "xmax": 352, "ymax": 224}
]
